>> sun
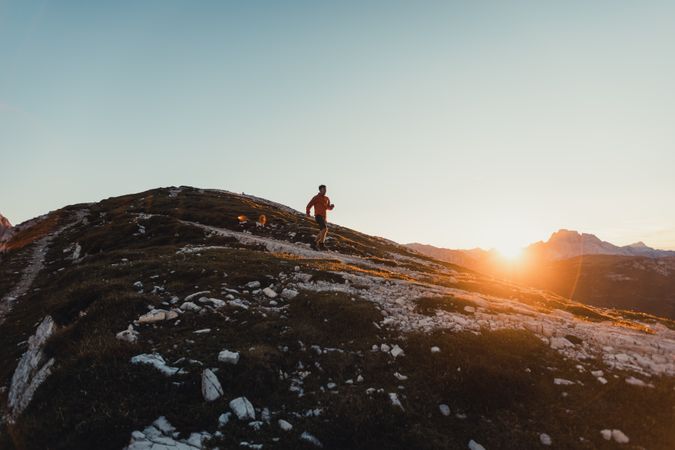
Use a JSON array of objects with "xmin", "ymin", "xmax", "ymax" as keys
[{"xmin": 495, "ymin": 244, "xmax": 524, "ymax": 261}]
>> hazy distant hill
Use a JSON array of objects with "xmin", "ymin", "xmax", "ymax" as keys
[
  {"xmin": 1, "ymin": 188, "xmax": 673, "ymax": 449},
  {"xmin": 407, "ymin": 232, "xmax": 675, "ymax": 320}
]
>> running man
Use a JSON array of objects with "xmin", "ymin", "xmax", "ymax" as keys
[{"xmin": 306, "ymin": 184, "xmax": 335, "ymax": 250}]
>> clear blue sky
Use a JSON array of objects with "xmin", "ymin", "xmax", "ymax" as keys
[{"xmin": 2, "ymin": 1, "xmax": 674, "ymax": 251}]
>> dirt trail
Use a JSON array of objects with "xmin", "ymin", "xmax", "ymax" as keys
[{"xmin": 0, "ymin": 210, "xmax": 88, "ymax": 326}]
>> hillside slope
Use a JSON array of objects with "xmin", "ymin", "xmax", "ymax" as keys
[
  {"xmin": 407, "ymin": 243, "xmax": 675, "ymax": 320},
  {"xmin": 0, "ymin": 187, "xmax": 673, "ymax": 450}
]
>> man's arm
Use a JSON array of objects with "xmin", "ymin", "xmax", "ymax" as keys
[
  {"xmin": 306, "ymin": 195, "xmax": 317, "ymax": 216},
  {"xmin": 327, "ymin": 197, "xmax": 335, "ymax": 210}
]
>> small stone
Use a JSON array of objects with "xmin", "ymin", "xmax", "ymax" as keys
[
  {"xmin": 281, "ymin": 288, "xmax": 299, "ymax": 299},
  {"xmin": 116, "ymin": 325, "xmax": 139, "ymax": 343},
  {"xmin": 390, "ymin": 345, "xmax": 405, "ymax": 358},
  {"xmin": 540, "ymin": 433, "xmax": 552, "ymax": 446},
  {"xmin": 278, "ymin": 419, "xmax": 293, "ymax": 431},
  {"xmin": 180, "ymin": 301, "xmax": 201, "ymax": 312},
  {"xmin": 248, "ymin": 421, "xmax": 264, "ymax": 430},
  {"xmin": 389, "ymin": 392, "xmax": 404, "ymax": 411},
  {"xmin": 431, "ymin": 346, "xmax": 441, "ymax": 353},
  {"xmin": 549, "ymin": 337, "xmax": 575, "ymax": 349},
  {"xmin": 218, "ymin": 412, "xmax": 231, "ymax": 426},
  {"xmin": 439, "ymin": 404, "xmax": 450, "ymax": 416},
  {"xmin": 246, "ymin": 281, "xmax": 261, "ymax": 289},
  {"xmin": 201, "ymin": 369, "xmax": 223, "ymax": 402},
  {"xmin": 625, "ymin": 376, "xmax": 650, "ymax": 387},
  {"xmin": 263, "ymin": 287, "xmax": 277, "ymax": 298},
  {"xmin": 137, "ymin": 309, "xmax": 178, "ymax": 324},
  {"xmin": 130, "ymin": 353, "xmax": 186, "ymax": 376},
  {"xmin": 468, "ymin": 440, "xmax": 486, "ymax": 450},
  {"xmin": 600, "ymin": 429, "xmax": 612, "ymax": 440},
  {"xmin": 230, "ymin": 397, "xmax": 256, "ymax": 420},
  {"xmin": 300, "ymin": 431, "xmax": 323, "ymax": 448},
  {"xmin": 380, "ymin": 344, "xmax": 391, "ymax": 353},
  {"xmin": 153, "ymin": 416, "xmax": 175, "ymax": 434},
  {"xmin": 218, "ymin": 350, "xmax": 240, "ymax": 365},
  {"xmin": 611, "ymin": 429, "xmax": 630, "ymax": 444}
]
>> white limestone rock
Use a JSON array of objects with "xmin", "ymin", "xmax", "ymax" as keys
[
  {"xmin": 550, "ymin": 337, "xmax": 575, "ymax": 349},
  {"xmin": 278, "ymin": 419, "xmax": 293, "ymax": 431},
  {"xmin": 300, "ymin": 431, "xmax": 323, "ymax": 448},
  {"xmin": 389, "ymin": 392, "xmax": 404, "ymax": 411},
  {"xmin": 281, "ymin": 288, "xmax": 299, "ymax": 299},
  {"xmin": 137, "ymin": 309, "xmax": 178, "ymax": 324},
  {"xmin": 263, "ymin": 287, "xmax": 278, "ymax": 298},
  {"xmin": 218, "ymin": 350, "xmax": 240, "ymax": 365},
  {"xmin": 7, "ymin": 316, "xmax": 56, "ymax": 423},
  {"xmin": 180, "ymin": 301, "xmax": 202, "ymax": 312},
  {"xmin": 202, "ymin": 368, "xmax": 224, "ymax": 401},
  {"xmin": 600, "ymin": 429, "xmax": 629, "ymax": 443},
  {"xmin": 218, "ymin": 412, "xmax": 232, "ymax": 426},
  {"xmin": 116, "ymin": 325, "xmax": 139, "ymax": 343},
  {"xmin": 391, "ymin": 345, "xmax": 405, "ymax": 358},
  {"xmin": 468, "ymin": 440, "xmax": 486, "ymax": 450},
  {"xmin": 131, "ymin": 353, "xmax": 186, "ymax": 376},
  {"xmin": 230, "ymin": 396, "xmax": 256, "ymax": 420},
  {"xmin": 199, "ymin": 297, "xmax": 226, "ymax": 308}
]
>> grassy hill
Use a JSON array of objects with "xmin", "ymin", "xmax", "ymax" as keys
[{"xmin": 0, "ymin": 187, "xmax": 673, "ymax": 450}]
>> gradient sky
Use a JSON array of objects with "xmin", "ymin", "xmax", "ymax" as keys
[{"xmin": 2, "ymin": 1, "xmax": 674, "ymax": 251}]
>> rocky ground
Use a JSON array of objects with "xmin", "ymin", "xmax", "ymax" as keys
[{"xmin": 0, "ymin": 187, "xmax": 673, "ymax": 450}]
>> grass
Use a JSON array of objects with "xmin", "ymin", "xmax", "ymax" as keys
[
  {"xmin": 1, "ymin": 186, "xmax": 674, "ymax": 450},
  {"xmin": 414, "ymin": 295, "xmax": 477, "ymax": 316}
]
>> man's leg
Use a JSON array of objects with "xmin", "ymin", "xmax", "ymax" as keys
[{"xmin": 313, "ymin": 215, "xmax": 326, "ymax": 248}]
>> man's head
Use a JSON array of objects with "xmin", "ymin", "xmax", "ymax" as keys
[{"xmin": 318, "ymin": 184, "xmax": 327, "ymax": 194}]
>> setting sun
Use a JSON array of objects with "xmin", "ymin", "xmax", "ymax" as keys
[{"xmin": 495, "ymin": 244, "xmax": 524, "ymax": 261}]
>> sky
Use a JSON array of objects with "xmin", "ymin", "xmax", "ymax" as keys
[{"xmin": 2, "ymin": 1, "xmax": 674, "ymax": 252}]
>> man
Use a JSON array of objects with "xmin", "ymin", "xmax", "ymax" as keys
[{"xmin": 306, "ymin": 184, "xmax": 335, "ymax": 250}]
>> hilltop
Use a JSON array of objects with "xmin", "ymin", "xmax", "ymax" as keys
[{"xmin": 0, "ymin": 187, "xmax": 673, "ymax": 450}]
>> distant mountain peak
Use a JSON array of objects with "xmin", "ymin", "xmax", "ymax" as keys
[
  {"xmin": 0, "ymin": 213, "xmax": 13, "ymax": 243},
  {"xmin": 529, "ymin": 229, "xmax": 674, "ymax": 260},
  {"xmin": 0, "ymin": 213, "xmax": 11, "ymax": 229}
]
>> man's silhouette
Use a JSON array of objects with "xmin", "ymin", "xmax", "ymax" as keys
[{"xmin": 306, "ymin": 184, "xmax": 335, "ymax": 250}]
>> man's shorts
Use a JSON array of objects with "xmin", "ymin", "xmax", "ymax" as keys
[{"xmin": 315, "ymin": 215, "xmax": 327, "ymax": 230}]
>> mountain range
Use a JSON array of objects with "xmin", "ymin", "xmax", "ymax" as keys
[
  {"xmin": 408, "ymin": 230, "xmax": 675, "ymax": 319},
  {"xmin": 527, "ymin": 229, "xmax": 675, "ymax": 260}
]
